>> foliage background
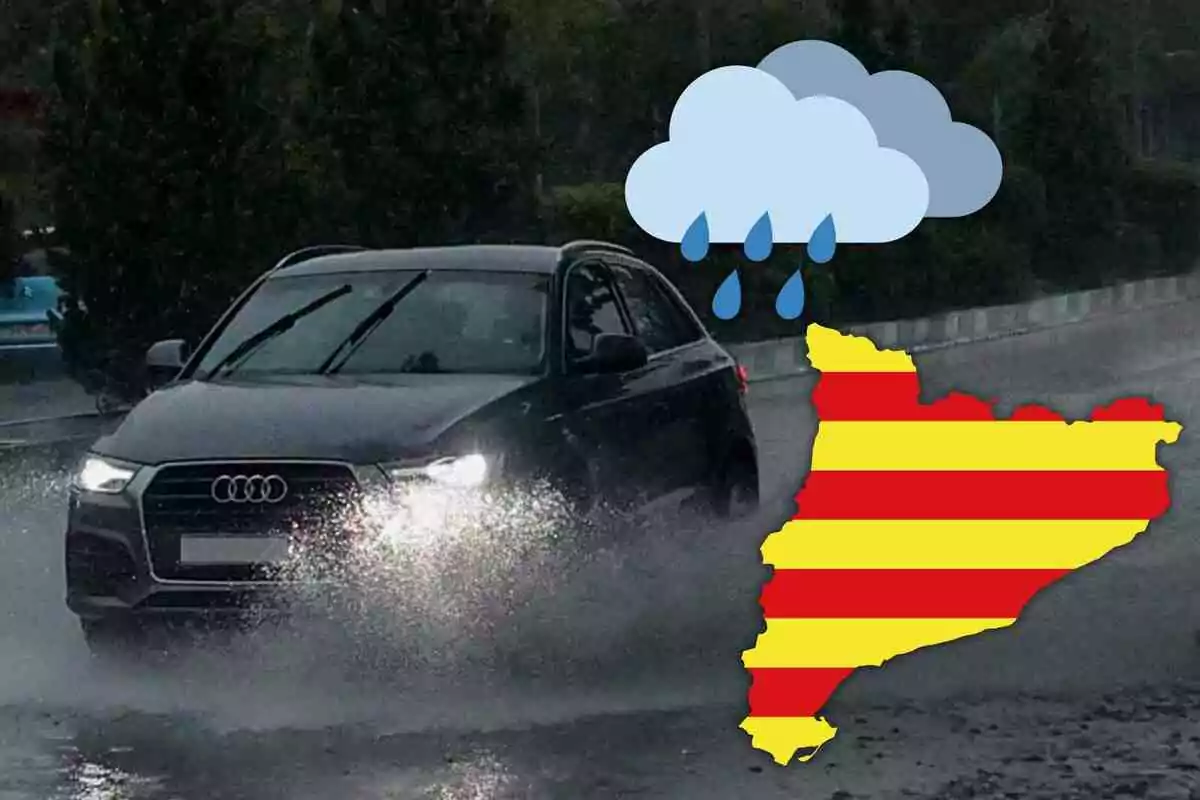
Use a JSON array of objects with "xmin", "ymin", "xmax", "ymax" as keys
[{"xmin": 0, "ymin": 0, "xmax": 1196, "ymax": 384}]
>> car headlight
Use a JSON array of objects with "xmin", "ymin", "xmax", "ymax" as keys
[
  {"xmin": 73, "ymin": 455, "xmax": 140, "ymax": 494},
  {"xmin": 382, "ymin": 453, "xmax": 490, "ymax": 488},
  {"xmin": 425, "ymin": 454, "xmax": 489, "ymax": 487}
]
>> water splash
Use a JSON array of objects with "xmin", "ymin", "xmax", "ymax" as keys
[
  {"xmin": 681, "ymin": 213, "xmax": 710, "ymax": 262},
  {"xmin": 712, "ymin": 270, "xmax": 741, "ymax": 320},
  {"xmin": 743, "ymin": 213, "xmax": 774, "ymax": 262},
  {"xmin": 808, "ymin": 214, "xmax": 837, "ymax": 263},
  {"xmin": 775, "ymin": 269, "xmax": 806, "ymax": 320}
]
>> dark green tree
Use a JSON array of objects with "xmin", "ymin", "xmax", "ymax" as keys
[
  {"xmin": 0, "ymin": 190, "xmax": 17, "ymax": 288},
  {"xmin": 1014, "ymin": 0, "xmax": 1127, "ymax": 287},
  {"xmin": 913, "ymin": 0, "xmax": 1047, "ymax": 83},
  {"xmin": 302, "ymin": 0, "xmax": 537, "ymax": 247},
  {"xmin": 881, "ymin": 3, "xmax": 918, "ymax": 70},
  {"xmin": 833, "ymin": 0, "xmax": 888, "ymax": 72},
  {"xmin": 40, "ymin": 0, "xmax": 309, "ymax": 398}
]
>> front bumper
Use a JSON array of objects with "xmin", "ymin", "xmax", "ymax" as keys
[
  {"xmin": 64, "ymin": 461, "xmax": 372, "ymax": 622},
  {"xmin": 65, "ymin": 491, "xmax": 292, "ymax": 620}
]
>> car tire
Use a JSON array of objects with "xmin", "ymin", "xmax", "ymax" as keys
[
  {"xmin": 707, "ymin": 457, "xmax": 760, "ymax": 520},
  {"xmin": 553, "ymin": 462, "xmax": 615, "ymax": 551},
  {"xmin": 555, "ymin": 458, "xmax": 600, "ymax": 521}
]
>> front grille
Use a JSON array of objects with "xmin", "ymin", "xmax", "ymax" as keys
[{"xmin": 142, "ymin": 462, "xmax": 360, "ymax": 581}]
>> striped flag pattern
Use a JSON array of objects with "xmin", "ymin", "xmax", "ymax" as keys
[{"xmin": 740, "ymin": 324, "xmax": 1183, "ymax": 765}]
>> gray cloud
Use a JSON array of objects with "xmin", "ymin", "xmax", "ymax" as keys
[{"xmin": 757, "ymin": 40, "xmax": 1003, "ymax": 218}]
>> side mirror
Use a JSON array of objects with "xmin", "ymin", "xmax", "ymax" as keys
[
  {"xmin": 581, "ymin": 333, "xmax": 649, "ymax": 374},
  {"xmin": 145, "ymin": 338, "xmax": 187, "ymax": 386}
]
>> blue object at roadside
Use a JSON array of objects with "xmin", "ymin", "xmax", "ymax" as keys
[{"xmin": 0, "ymin": 250, "xmax": 62, "ymax": 351}]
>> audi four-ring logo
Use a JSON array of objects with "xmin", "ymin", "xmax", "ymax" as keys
[{"xmin": 210, "ymin": 474, "xmax": 289, "ymax": 504}]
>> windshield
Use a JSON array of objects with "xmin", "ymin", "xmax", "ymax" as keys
[{"xmin": 195, "ymin": 269, "xmax": 549, "ymax": 377}]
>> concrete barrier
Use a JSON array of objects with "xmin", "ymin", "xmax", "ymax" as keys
[{"xmin": 727, "ymin": 270, "xmax": 1200, "ymax": 382}]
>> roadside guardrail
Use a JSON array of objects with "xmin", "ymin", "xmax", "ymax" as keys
[
  {"xmin": 727, "ymin": 270, "xmax": 1200, "ymax": 382},
  {"xmin": 0, "ymin": 268, "xmax": 1198, "ymax": 445}
]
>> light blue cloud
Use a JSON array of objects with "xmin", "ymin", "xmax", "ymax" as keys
[
  {"xmin": 757, "ymin": 40, "xmax": 1003, "ymax": 218},
  {"xmin": 624, "ymin": 65, "xmax": 929, "ymax": 245}
]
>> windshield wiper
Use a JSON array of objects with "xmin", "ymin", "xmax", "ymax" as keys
[
  {"xmin": 318, "ymin": 270, "xmax": 431, "ymax": 375},
  {"xmin": 206, "ymin": 284, "xmax": 353, "ymax": 379}
]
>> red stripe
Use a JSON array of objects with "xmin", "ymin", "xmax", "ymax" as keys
[
  {"xmin": 1091, "ymin": 397, "xmax": 1167, "ymax": 421},
  {"xmin": 748, "ymin": 668, "xmax": 854, "ymax": 717},
  {"xmin": 813, "ymin": 372, "xmax": 995, "ymax": 420},
  {"xmin": 812, "ymin": 373, "xmax": 1167, "ymax": 422},
  {"xmin": 793, "ymin": 471, "xmax": 1170, "ymax": 519},
  {"xmin": 760, "ymin": 569, "xmax": 1070, "ymax": 618},
  {"xmin": 1010, "ymin": 404, "xmax": 1065, "ymax": 421}
]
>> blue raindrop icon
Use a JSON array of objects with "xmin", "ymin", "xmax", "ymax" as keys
[
  {"xmin": 808, "ymin": 214, "xmax": 837, "ymax": 263},
  {"xmin": 743, "ymin": 212, "xmax": 774, "ymax": 262},
  {"xmin": 775, "ymin": 269, "xmax": 806, "ymax": 320},
  {"xmin": 712, "ymin": 270, "xmax": 741, "ymax": 320},
  {"xmin": 681, "ymin": 213, "xmax": 710, "ymax": 262}
]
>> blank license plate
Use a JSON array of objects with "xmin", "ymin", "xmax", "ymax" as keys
[{"xmin": 179, "ymin": 536, "xmax": 291, "ymax": 565}]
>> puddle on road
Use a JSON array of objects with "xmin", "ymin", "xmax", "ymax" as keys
[{"xmin": 0, "ymin": 456, "xmax": 775, "ymax": 798}]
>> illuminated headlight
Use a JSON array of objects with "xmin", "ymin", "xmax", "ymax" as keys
[
  {"xmin": 73, "ymin": 455, "xmax": 139, "ymax": 494},
  {"xmin": 425, "ymin": 454, "xmax": 489, "ymax": 487},
  {"xmin": 383, "ymin": 453, "xmax": 491, "ymax": 488}
]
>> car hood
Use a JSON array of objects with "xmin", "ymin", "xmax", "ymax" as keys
[{"xmin": 93, "ymin": 373, "xmax": 538, "ymax": 465}]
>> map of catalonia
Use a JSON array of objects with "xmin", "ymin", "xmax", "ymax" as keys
[{"xmin": 740, "ymin": 324, "xmax": 1183, "ymax": 766}]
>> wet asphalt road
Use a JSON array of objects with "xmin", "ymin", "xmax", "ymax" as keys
[{"xmin": 3, "ymin": 303, "xmax": 1200, "ymax": 798}]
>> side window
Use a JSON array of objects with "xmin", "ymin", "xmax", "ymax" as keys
[
  {"xmin": 564, "ymin": 263, "xmax": 628, "ymax": 362},
  {"xmin": 650, "ymin": 275, "xmax": 705, "ymax": 342},
  {"xmin": 610, "ymin": 263, "xmax": 696, "ymax": 353}
]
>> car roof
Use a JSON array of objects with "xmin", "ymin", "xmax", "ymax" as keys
[{"xmin": 271, "ymin": 245, "xmax": 568, "ymax": 278}]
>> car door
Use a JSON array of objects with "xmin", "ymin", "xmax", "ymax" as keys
[
  {"xmin": 555, "ymin": 259, "xmax": 662, "ymax": 512},
  {"xmin": 606, "ymin": 257, "xmax": 721, "ymax": 498}
]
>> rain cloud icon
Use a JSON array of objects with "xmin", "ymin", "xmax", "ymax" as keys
[{"xmin": 623, "ymin": 39, "xmax": 1004, "ymax": 321}]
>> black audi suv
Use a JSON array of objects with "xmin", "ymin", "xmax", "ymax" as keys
[{"xmin": 65, "ymin": 241, "xmax": 759, "ymax": 652}]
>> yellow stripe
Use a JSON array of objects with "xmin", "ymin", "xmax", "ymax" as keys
[
  {"xmin": 805, "ymin": 324, "xmax": 915, "ymax": 373},
  {"xmin": 810, "ymin": 420, "xmax": 1180, "ymax": 471},
  {"xmin": 740, "ymin": 716, "xmax": 838, "ymax": 765},
  {"xmin": 762, "ymin": 519, "xmax": 1150, "ymax": 569},
  {"xmin": 743, "ymin": 618, "xmax": 1015, "ymax": 668}
]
